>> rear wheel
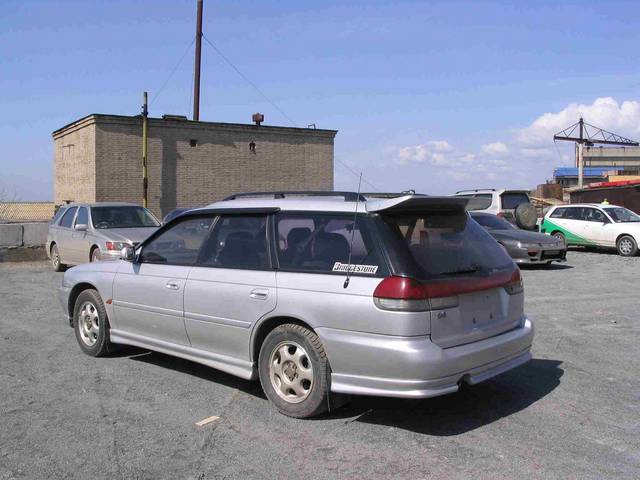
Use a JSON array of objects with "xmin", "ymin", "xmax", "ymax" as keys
[
  {"xmin": 73, "ymin": 289, "xmax": 113, "ymax": 357},
  {"xmin": 51, "ymin": 244, "xmax": 65, "ymax": 272},
  {"xmin": 617, "ymin": 235, "xmax": 638, "ymax": 257},
  {"xmin": 258, "ymin": 324, "xmax": 330, "ymax": 418}
]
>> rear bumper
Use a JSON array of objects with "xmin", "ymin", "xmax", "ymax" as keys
[{"xmin": 321, "ymin": 317, "xmax": 534, "ymax": 399}]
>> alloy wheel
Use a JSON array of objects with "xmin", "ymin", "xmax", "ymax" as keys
[
  {"xmin": 78, "ymin": 301, "xmax": 100, "ymax": 347},
  {"xmin": 269, "ymin": 341, "xmax": 314, "ymax": 404}
]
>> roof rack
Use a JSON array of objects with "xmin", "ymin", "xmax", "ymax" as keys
[
  {"xmin": 223, "ymin": 191, "xmax": 367, "ymax": 202},
  {"xmin": 455, "ymin": 188, "xmax": 496, "ymax": 193}
]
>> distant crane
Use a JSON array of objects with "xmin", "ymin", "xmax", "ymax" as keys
[{"xmin": 553, "ymin": 118, "xmax": 639, "ymax": 188}]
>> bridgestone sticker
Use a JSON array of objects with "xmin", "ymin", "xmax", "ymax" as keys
[{"xmin": 332, "ymin": 262, "xmax": 379, "ymax": 274}]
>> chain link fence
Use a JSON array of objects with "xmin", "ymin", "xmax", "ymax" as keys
[{"xmin": 0, "ymin": 202, "xmax": 55, "ymax": 223}]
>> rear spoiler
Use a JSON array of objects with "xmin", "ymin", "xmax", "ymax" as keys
[{"xmin": 365, "ymin": 195, "xmax": 469, "ymax": 214}]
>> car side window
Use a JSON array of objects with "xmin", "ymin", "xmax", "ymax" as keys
[
  {"xmin": 275, "ymin": 213, "xmax": 386, "ymax": 275},
  {"xmin": 59, "ymin": 207, "xmax": 77, "ymax": 228},
  {"xmin": 550, "ymin": 207, "xmax": 566, "ymax": 218},
  {"xmin": 563, "ymin": 207, "xmax": 584, "ymax": 220},
  {"xmin": 50, "ymin": 207, "xmax": 66, "ymax": 225},
  {"xmin": 585, "ymin": 208, "xmax": 606, "ymax": 223},
  {"xmin": 198, "ymin": 215, "xmax": 269, "ymax": 270},
  {"xmin": 140, "ymin": 216, "xmax": 213, "ymax": 266},
  {"xmin": 75, "ymin": 207, "xmax": 88, "ymax": 226}
]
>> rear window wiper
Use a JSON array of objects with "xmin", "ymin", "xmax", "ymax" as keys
[{"xmin": 439, "ymin": 265, "xmax": 482, "ymax": 276}]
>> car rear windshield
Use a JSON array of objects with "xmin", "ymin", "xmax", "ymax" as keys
[
  {"xmin": 381, "ymin": 213, "xmax": 514, "ymax": 279},
  {"xmin": 500, "ymin": 192, "xmax": 529, "ymax": 210},
  {"xmin": 91, "ymin": 206, "xmax": 159, "ymax": 229}
]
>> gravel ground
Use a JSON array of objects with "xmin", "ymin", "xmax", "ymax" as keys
[{"xmin": 1, "ymin": 251, "xmax": 639, "ymax": 479}]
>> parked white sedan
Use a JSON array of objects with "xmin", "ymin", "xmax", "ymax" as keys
[{"xmin": 540, "ymin": 203, "xmax": 640, "ymax": 256}]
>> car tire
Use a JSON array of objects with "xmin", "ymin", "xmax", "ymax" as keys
[
  {"xmin": 514, "ymin": 203, "xmax": 537, "ymax": 230},
  {"xmin": 551, "ymin": 231, "xmax": 566, "ymax": 247},
  {"xmin": 258, "ymin": 323, "xmax": 331, "ymax": 418},
  {"xmin": 73, "ymin": 289, "xmax": 113, "ymax": 357},
  {"xmin": 616, "ymin": 235, "xmax": 638, "ymax": 257},
  {"xmin": 90, "ymin": 246, "xmax": 100, "ymax": 263},
  {"xmin": 51, "ymin": 244, "xmax": 65, "ymax": 272}
]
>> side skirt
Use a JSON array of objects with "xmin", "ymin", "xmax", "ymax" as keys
[{"xmin": 110, "ymin": 329, "xmax": 257, "ymax": 380}]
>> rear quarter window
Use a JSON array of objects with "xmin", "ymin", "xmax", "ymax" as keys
[
  {"xmin": 549, "ymin": 207, "xmax": 566, "ymax": 218},
  {"xmin": 275, "ymin": 213, "xmax": 387, "ymax": 276}
]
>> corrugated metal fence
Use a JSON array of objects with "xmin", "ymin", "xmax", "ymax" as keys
[{"xmin": 0, "ymin": 202, "xmax": 55, "ymax": 223}]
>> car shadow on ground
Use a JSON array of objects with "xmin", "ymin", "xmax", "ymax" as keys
[
  {"xmin": 120, "ymin": 347, "xmax": 561, "ymax": 436},
  {"xmin": 323, "ymin": 358, "xmax": 563, "ymax": 436},
  {"xmin": 125, "ymin": 348, "xmax": 267, "ymax": 399}
]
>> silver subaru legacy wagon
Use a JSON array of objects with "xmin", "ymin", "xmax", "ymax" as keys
[{"xmin": 58, "ymin": 192, "xmax": 533, "ymax": 418}]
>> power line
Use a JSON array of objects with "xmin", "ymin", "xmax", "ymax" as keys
[
  {"xmin": 200, "ymin": 34, "xmax": 379, "ymax": 192},
  {"xmin": 201, "ymin": 33, "xmax": 299, "ymax": 127},
  {"xmin": 334, "ymin": 158, "xmax": 380, "ymax": 191},
  {"xmin": 150, "ymin": 37, "xmax": 196, "ymax": 107}
]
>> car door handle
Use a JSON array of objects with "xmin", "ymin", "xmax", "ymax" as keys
[
  {"xmin": 165, "ymin": 281, "xmax": 181, "ymax": 291},
  {"xmin": 249, "ymin": 288, "xmax": 269, "ymax": 300}
]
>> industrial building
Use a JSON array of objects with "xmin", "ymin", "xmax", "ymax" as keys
[
  {"xmin": 553, "ymin": 146, "xmax": 640, "ymax": 188},
  {"xmin": 52, "ymin": 114, "xmax": 337, "ymax": 218}
]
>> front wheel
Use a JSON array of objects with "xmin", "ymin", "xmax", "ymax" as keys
[
  {"xmin": 617, "ymin": 235, "xmax": 638, "ymax": 257},
  {"xmin": 258, "ymin": 324, "xmax": 330, "ymax": 418},
  {"xmin": 73, "ymin": 289, "xmax": 113, "ymax": 357},
  {"xmin": 552, "ymin": 231, "xmax": 566, "ymax": 247},
  {"xmin": 90, "ymin": 247, "xmax": 100, "ymax": 263}
]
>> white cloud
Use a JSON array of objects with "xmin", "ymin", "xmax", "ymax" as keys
[
  {"xmin": 428, "ymin": 140, "xmax": 453, "ymax": 152},
  {"xmin": 481, "ymin": 141, "xmax": 508, "ymax": 155},
  {"xmin": 516, "ymin": 97, "xmax": 640, "ymax": 148}
]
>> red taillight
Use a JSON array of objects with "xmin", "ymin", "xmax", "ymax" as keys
[
  {"xmin": 504, "ymin": 268, "xmax": 524, "ymax": 295},
  {"xmin": 373, "ymin": 268, "xmax": 522, "ymax": 311},
  {"xmin": 373, "ymin": 276, "xmax": 425, "ymax": 299}
]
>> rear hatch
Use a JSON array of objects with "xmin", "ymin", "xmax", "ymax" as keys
[{"xmin": 370, "ymin": 196, "xmax": 523, "ymax": 348}]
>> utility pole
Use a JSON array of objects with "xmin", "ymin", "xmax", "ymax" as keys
[
  {"xmin": 142, "ymin": 91, "xmax": 149, "ymax": 208},
  {"xmin": 193, "ymin": 0, "xmax": 203, "ymax": 121}
]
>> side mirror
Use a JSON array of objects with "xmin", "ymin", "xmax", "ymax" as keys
[
  {"xmin": 74, "ymin": 223, "xmax": 88, "ymax": 231},
  {"xmin": 120, "ymin": 245, "xmax": 135, "ymax": 262}
]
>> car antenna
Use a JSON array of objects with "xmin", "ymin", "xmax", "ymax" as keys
[{"xmin": 343, "ymin": 172, "xmax": 363, "ymax": 289}]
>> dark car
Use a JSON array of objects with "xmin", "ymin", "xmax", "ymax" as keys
[
  {"xmin": 470, "ymin": 212, "xmax": 567, "ymax": 265},
  {"xmin": 162, "ymin": 208, "xmax": 193, "ymax": 225}
]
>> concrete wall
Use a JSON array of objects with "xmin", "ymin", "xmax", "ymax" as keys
[
  {"xmin": 0, "ymin": 223, "xmax": 49, "ymax": 247},
  {"xmin": 53, "ymin": 117, "xmax": 96, "ymax": 204},
  {"xmin": 54, "ymin": 114, "xmax": 336, "ymax": 219}
]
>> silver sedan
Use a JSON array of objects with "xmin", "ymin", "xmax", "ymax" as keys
[{"xmin": 46, "ymin": 202, "xmax": 160, "ymax": 271}]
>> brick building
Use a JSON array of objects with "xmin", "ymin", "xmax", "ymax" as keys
[{"xmin": 52, "ymin": 114, "xmax": 336, "ymax": 218}]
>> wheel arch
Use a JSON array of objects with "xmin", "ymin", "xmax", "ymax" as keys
[
  {"xmin": 251, "ymin": 315, "xmax": 317, "ymax": 365},
  {"xmin": 68, "ymin": 282, "xmax": 99, "ymax": 323},
  {"xmin": 89, "ymin": 244, "xmax": 100, "ymax": 262},
  {"xmin": 615, "ymin": 232, "xmax": 637, "ymax": 245}
]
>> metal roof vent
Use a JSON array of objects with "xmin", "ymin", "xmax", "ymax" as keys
[
  {"xmin": 252, "ymin": 113, "xmax": 264, "ymax": 126},
  {"xmin": 162, "ymin": 114, "xmax": 188, "ymax": 121}
]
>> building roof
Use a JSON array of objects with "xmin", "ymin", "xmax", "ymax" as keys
[
  {"xmin": 52, "ymin": 113, "xmax": 337, "ymax": 139},
  {"xmin": 553, "ymin": 167, "xmax": 612, "ymax": 178}
]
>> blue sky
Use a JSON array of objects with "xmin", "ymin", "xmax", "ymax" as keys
[{"xmin": 2, "ymin": 0, "xmax": 640, "ymax": 200}]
